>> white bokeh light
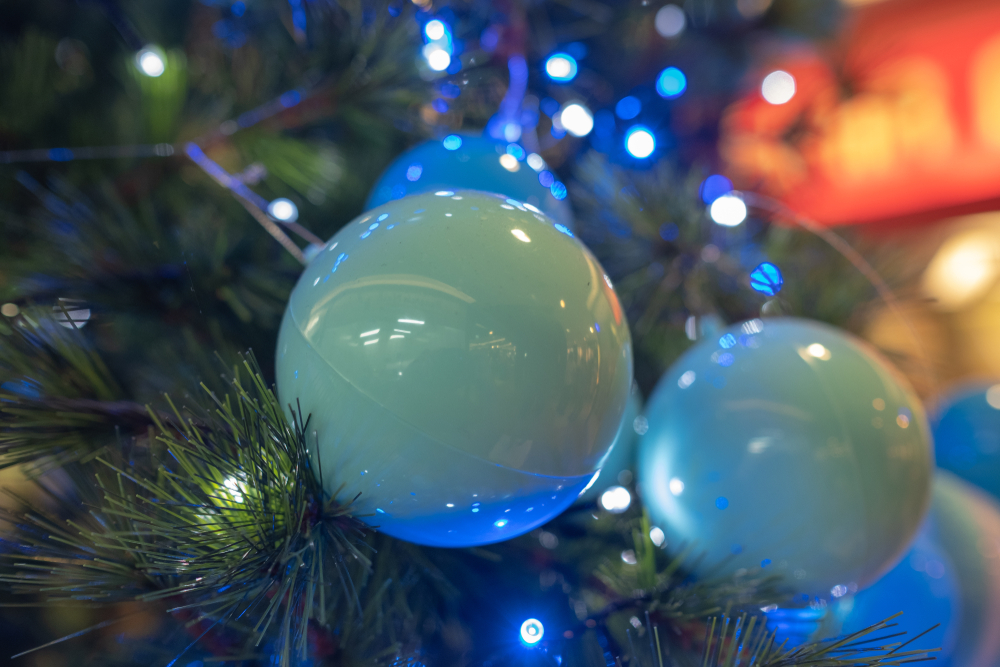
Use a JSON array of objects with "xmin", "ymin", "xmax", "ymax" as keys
[
  {"xmin": 136, "ymin": 46, "xmax": 165, "ymax": 77},
  {"xmin": 655, "ymin": 5, "xmax": 686, "ymax": 38},
  {"xmin": 761, "ymin": 70, "xmax": 796, "ymax": 105},
  {"xmin": 423, "ymin": 44, "xmax": 451, "ymax": 71},
  {"xmin": 267, "ymin": 198, "xmax": 299, "ymax": 222},
  {"xmin": 424, "ymin": 19, "xmax": 446, "ymax": 41},
  {"xmin": 710, "ymin": 193, "xmax": 747, "ymax": 226},
  {"xmin": 649, "ymin": 526, "xmax": 666, "ymax": 546},
  {"xmin": 560, "ymin": 103, "xmax": 594, "ymax": 137},
  {"xmin": 625, "ymin": 127, "xmax": 655, "ymax": 158},
  {"xmin": 600, "ymin": 485, "xmax": 632, "ymax": 513}
]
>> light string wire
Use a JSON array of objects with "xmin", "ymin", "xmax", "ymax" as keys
[{"xmin": 1, "ymin": 81, "xmax": 324, "ymax": 266}]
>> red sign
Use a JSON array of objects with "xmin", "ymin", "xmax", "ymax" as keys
[{"xmin": 720, "ymin": 0, "xmax": 1000, "ymax": 226}]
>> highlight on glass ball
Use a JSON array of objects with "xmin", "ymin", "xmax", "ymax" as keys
[
  {"xmin": 276, "ymin": 190, "xmax": 632, "ymax": 547},
  {"xmin": 365, "ymin": 134, "xmax": 574, "ymax": 230},
  {"xmin": 637, "ymin": 317, "xmax": 932, "ymax": 600}
]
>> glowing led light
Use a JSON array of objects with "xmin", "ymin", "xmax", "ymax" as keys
[
  {"xmin": 669, "ymin": 477, "xmax": 685, "ymax": 495},
  {"xmin": 615, "ymin": 96, "xmax": 641, "ymax": 120},
  {"xmin": 511, "ymin": 229, "xmax": 531, "ymax": 243},
  {"xmin": 441, "ymin": 135, "xmax": 462, "ymax": 151},
  {"xmin": 656, "ymin": 66, "xmax": 687, "ymax": 98},
  {"xmin": 806, "ymin": 343, "xmax": 831, "ymax": 360},
  {"xmin": 267, "ymin": 198, "xmax": 298, "ymax": 222},
  {"xmin": 545, "ymin": 53, "xmax": 578, "ymax": 82},
  {"xmin": 520, "ymin": 619, "xmax": 544, "ymax": 646},
  {"xmin": 136, "ymin": 46, "xmax": 166, "ymax": 77},
  {"xmin": 761, "ymin": 70, "xmax": 796, "ymax": 105},
  {"xmin": 424, "ymin": 19, "xmax": 446, "ymax": 41},
  {"xmin": 649, "ymin": 526, "xmax": 666, "ymax": 546},
  {"xmin": 625, "ymin": 126, "xmax": 655, "ymax": 158},
  {"xmin": 600, "ymin": 485, "xmax": 632, "ymax": 513},
  {"xmin": 710, "ymin": 193, "xmax": 747, "ymax": 226},
  {"xmin": 655, "ymin": 5, "xmax": 686, "ymax": 37},
  {"xmin": 423, "ymin": 44, "xmax": 451, "ymax": 71},
  {"xmin": 700, "ymin": 174, "xmax": 733, "ymax": 204},
  {"xmin": 499, "ymin": 153, "xmax": 521, "ymax": 171},
  {"xmin": 526, "ymin": 153, "xmax": 545, "ymax": 171},
  {"xmin": 560, "ymin": 103, "xmax": 593, "ymax": 137}
]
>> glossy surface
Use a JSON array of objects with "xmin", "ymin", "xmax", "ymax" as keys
[
  {"xmin": 933, "ymin": 384, "xmax": 1000, "ymax": 500},
  {"xmin": 637, "ymin": 318, "xmax": 932, "ymax": 599},
  {"xmin": 578, "ymin": 383, "xmax": 642, "ymax": 503},
  {"xmin": 277, "ymin": 190, "xmax": 632, "ymax": 547},
  {"xmin": 836, "ymin": 472, "xmax": 1000, "ymax": 666},
  {"xmin": 365, "ymin": 136, "xmax": 573, "ymax": 229}
]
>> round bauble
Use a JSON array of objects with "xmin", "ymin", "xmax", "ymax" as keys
[
  {"xmin": 637, "ymin": 317, "xmax": 932, "ymax": 599},
  {"xmin": 365, "ymin": 135, "xmax": 573, "ymax": 229},
  {"xmin": 578, "ymin": 383, "xmax": 642, "ymax": 504},
  {"xmin": 836, "ymin": 472, "xmax": 1000, "ymax": 664},
  {"xmin": 933, "ymin": 384, "xmax": 1000, "ymax": 500},
  {"xmin": 276, "ymin": 190, "xmax": 632, "ymax": 547}
]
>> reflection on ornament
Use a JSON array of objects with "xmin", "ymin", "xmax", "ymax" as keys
[
  {"xmin": 276, "ymin": 191, "xmax": 632, "ymax": 547},
  {"xmin": 922, "ymin": 227, "xmax": 1000, "ymax": 311},
  {"xmin": 365, "ymin": 135, "xmax": 573, "ymax": 229},
  {"xmin": 637, "ymin": 318, "xmax": 932, "ymax": 599}
]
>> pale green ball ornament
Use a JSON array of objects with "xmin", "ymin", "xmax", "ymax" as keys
[
  {"xmin": 276, "ymin": 190, "xmax": 632, "ymax": 547},
  {"xmin": 637, "ymin": 318, "xmax": 932, "ymax": 600}
]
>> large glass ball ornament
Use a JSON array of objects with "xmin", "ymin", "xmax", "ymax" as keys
[
  {"xmin": 637, "ymin": 318, "xmax": 932, "ymax": 599},
  {"xmin": 578, "ymin": 383, "xmax": 642, "ymax": 504},
  {"xmin": 836, "ymin": 472, "xmax": 1000, "ymax": 664},
  {"xmin": 276, "ymin": 190, "xmax": 632, "ymax": 547},
  {"xmin": 933, "ymin": 383, "xmax": 1000, "ymax": 500},
  {"xmin": 365, "ymin": 135, "xmax": 573, "ymax": 229}
]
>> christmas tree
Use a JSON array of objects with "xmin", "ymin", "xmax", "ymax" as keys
[{"xmin": 2, "ymin": 0, "xmax": 996, "ymax": 664}]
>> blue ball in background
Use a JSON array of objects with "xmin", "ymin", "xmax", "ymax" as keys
[
  {"xmin": 832, "ymin": 472, "xmax": 1000, "ymax": 665},
  {"xmin": 365, "ymin": 135, "xmax": 573, "ymax": 229},
  {"xmin": 933, "ymin": 383, "xmax": 1000, "ymax": 500}
]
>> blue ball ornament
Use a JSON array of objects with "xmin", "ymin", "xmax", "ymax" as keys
[
  {"xmin": 637, "ymin": 317, "xmax": 932, "ymax": 599},
  {"xmin": 365, "ymin": 135, "xmax": 573, "ymax": 229},
  {"xmin": 933, "ymin": 384, "xmax": 1000, "ymax": 500},
  {"xmin": 276, "ymin": 190, "xmax": 632, "ymax": 547},
  {"xmin": 834, "ymin": 472, "xmax": 1000, "ymax": 664}
]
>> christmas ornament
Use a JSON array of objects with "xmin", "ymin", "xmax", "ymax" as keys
[
  {"xmin": 365, "ymin": 135, "xmax": 573, "ymax": 229},
  {"xmin": 276, "ymin": 190, "xmax": 632, "ymax": 547},
  {"xmin": 933, "ymin": 383, "xmax": 1000, "ymax": 500},
  {"xmin": 578, "ymin": 382, "xmax": 642, "ymax": 503},
  {"xmin": 637, "ymin": 317, "xmax": 932, "ymax": 599},
  {"xmin": 836, "ymin": 472, "xmax": 1000, "ymax": 665}
]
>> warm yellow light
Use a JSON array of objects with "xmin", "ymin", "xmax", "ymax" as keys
[
  {"xmin": 806, "ymin": 343, "xmax": 831, "ymax": 360},
  {"xmin": 511, "ymin": 229, "xmax": 531, "ymax": 243},
  {"xmin": 923, "ymin": 228, "xmax": 1000, "ymax": 310},
  {"xmin": 499, "ymin": 154, "xmax": 520, "ymax": 172}
]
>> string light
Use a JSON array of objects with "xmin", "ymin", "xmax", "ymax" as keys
[
  {"xmin": 520, "ymin": 619, "xmax": 544, "ymax": 646},
  {"xmin": 559, "ymin": 103, "xmax": 593, "ymax": 137},
  {"xmin": 656, "ymin": 66, "xmax": 687, "ymax": 98},
  {"xmin": 625, "ymin": 126, "xmax": 655, "ymax": 158},
  {"xmin": 423, "ymin": 44, "xmax": 451, "ymax": 72},
  {"xmin": 424, "ymin": 19, "xmax": 446, "ymax": 41},
  {"xmin": 710, "ymin": 193, "xmax": 747, "ymax": 226},
  {"xmin": 135, "ymin": 45, "xmax": 166, "ymax": 77},
  {"xmin": 545, "ymin": 53, "xmax": 578, "ymax": 82},
  {"xmin": 267, "ymin": 198, "xmax": 299, "ymax": 222}
]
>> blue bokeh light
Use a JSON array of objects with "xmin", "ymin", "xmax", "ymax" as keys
[
  {"xmin": 550, "ymin": 182, "xmax": 568, "ymax": 200},
  {"xmin": 750, "ymin": 262, "xmax": 784, "ymax": 297},
  {"xmin": 656, "ymin": 66, "xmax": 687, "ymax": 98},
  {"xmin": 615, "ymin": 96, "xmax": 642, "ymax": 120},
  {"xmin": 442, "ymin": 135, "xmax": 463, "ymax": 150},
  {"xmin": 625, "ymin": 126, "xmax": 656, "ymax": 158},
  {"xmin": 520, "ymin": 618, "xmax": 544, "ymax": 646},
  {"xmin": 700, "ymin": 174, "xmax": 733, "ymax": 204},
  {"xmin": 544, "ymin": 53, "xmax": 578, "ymax": 82}
]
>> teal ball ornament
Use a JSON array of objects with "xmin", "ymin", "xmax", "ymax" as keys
[
  {"xmin": 365, "ymin": 135, "xmax": 573, "ymax": 229},
  {"xmin": 637, "ymin": 318, "xmax": 932, "ymax": 599},
  {"xmin": 276, "ymin": 190, "xmax": 632, "ymax": 547}
]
